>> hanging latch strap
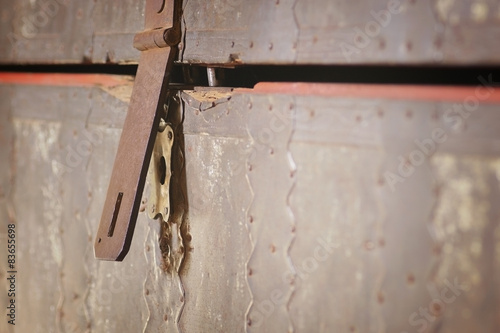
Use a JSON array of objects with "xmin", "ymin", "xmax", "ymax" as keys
[{"xmin": 94, "ymin": 0, "xmax": 181, "ymax": 261}]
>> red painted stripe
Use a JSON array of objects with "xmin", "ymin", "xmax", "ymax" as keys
[
  {"xmin": 3, "ymin": 74, "xmax": 499, "ymax": 104},
  {"xmin": 241, "ymin": 82, "xmax": 500, "ymax": 104},
  {"xmin": 0, "ymin": 72, "xmax": 133, "ymax": 87}
]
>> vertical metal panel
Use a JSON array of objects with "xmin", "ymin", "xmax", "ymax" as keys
[
  {"xmin": 3, "ymin": 80, "xmax": 151, "ymax": 332},
  {"xmin": 430, "ymin": 154, "xmax": 500, "ymax": 333},
  {"xmin": 289, "ymin": 96, "xmax": 384, "ymax": 332},
  {"xmin": 179, "ymin": 92, "xmax": 252, "ymax": 333},
  {"xmin": 83, "ymin": 85, "xmax": 149, "ymax": 333},
  {"xmin": 179, "ymin": 134, "xmax": 251, "ymax": 332},
  {"xmin": 12, "ymin": 85, "xmax": 72, "ymax": 333},
  {"xmin": 384, "ymin": 101, "xmax": 436, "ymax": 333},
  {"xmin": 243, "ymin": 94, "xmax": 296, "ymax": 332}
]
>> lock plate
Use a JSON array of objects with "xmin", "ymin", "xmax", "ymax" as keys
[{"xmin": 147, "ymin": 121, "xmax": 174, "ymax": 221}]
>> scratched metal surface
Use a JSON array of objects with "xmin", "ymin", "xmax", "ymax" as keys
[
  {"xmin": 1, "ymin": 80, "xmax": 500, "ymax": 332},
  {"xmin": 3, "ymin": 0, "xmax": 500, "ymax": 65}
]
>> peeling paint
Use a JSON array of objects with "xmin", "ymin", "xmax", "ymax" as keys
[{"xmin": 182, "ymin": 89, "xmax": 232, "ymax": 112}]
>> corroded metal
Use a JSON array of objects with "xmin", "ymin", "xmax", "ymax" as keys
[
  {"xmin": 143, "ymin": 92, "xmax": 188, "ymax": 332},
  {"xmin": 93, "ymin": 47, "xmax": 173, "ymax": 261},
  {"xmin": 94, "ymin": 0, "xmax": 181, "ymax": 261}
]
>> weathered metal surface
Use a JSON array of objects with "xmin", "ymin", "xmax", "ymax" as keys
[
  {"xmin": 179, "ymin": 90, "xmax": 252, "ymax": 332},
  {"xmin": 0, "ymin": 0, "xmax": 144, "ymax": 64},
  {"xmin": 179, "ymin": 84, "xmax": 500, "ymax": 332},
  {"xmin": 0, "ymin": 79, "xmax": 146, "ymax": 333},
  {"xmin": 90, "ymin": 0, "xmax": 145, "ymax": 63},
  {"xmin": 1, "ymin": 77, "xmax": 500, "ymax": 332},
  {"xmin": 84, "ymin": 84, "xmax": 150, "ymax": 333},
  {"xmin": 3, "ymin": 0, "xmax": 500, "ymax": 65},
  {"xmin": 244, "ymin": 94, "xmax": 296, "ymax": 332},
  {"xmin": 180, "ymin": 0, "xmax": 500, "ymax": 65}
]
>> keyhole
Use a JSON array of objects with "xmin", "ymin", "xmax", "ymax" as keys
[{"xmin": 159, "ymin": 156, "xmax": 166, "ymax": 185}]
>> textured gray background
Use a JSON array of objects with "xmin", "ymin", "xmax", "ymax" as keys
[{"xmin": 1, "ymin": 80, "xmax": 500, "ymax": 332}]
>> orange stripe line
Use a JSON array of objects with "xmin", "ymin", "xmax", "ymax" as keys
[
  {"xmin": 0, "ymin": 72, "xmax": 133, "ymax": 87},
  {"xmin": 240, "ymin": 82, "xmax": 500, "ymax": 104}
]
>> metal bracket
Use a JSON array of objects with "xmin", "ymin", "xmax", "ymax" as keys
[{"xmin": 94, "ymin": 0, "xmax": 182, "ymax": 261}]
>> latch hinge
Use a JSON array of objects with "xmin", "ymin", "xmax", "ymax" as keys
[{"xmin": 133, "ymin": 27, "xmax": 181, "ymax": 51}]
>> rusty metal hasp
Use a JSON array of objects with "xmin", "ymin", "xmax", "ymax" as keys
[{"xmin": 94, "ymin": 0, "xmax": 181, "ymax": 261}]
